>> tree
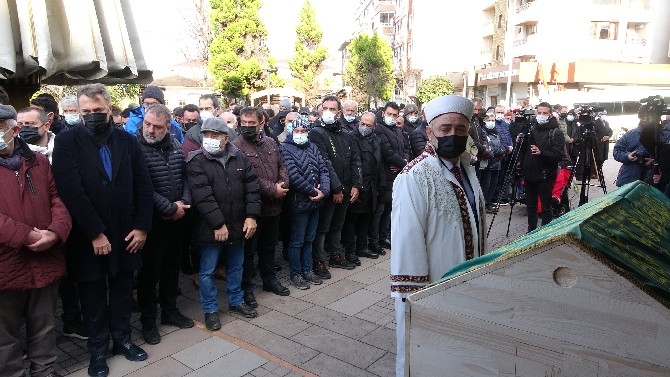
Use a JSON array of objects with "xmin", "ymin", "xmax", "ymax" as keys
[
  {"xmin": 207, "ymin": 0, "xmax": 281, "ymax": 100},
  {"xmin": 37, "ymin": 84, "xmax": 141, "ymax": 107},
  {"xmin": 288, "ymin": 0, "xmax": 328, "ymax": 106},
  {"xmin": 416, "ymin": 75, "xmax": 454, "ymax": 104},
  {"xmin": 344, "ymin": 33, "xmax": 394, "ymax": 109}
]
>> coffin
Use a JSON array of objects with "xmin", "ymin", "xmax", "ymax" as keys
[{"xmin": 406, "ymin": 181, "xmax": 670, "ymax": 377}]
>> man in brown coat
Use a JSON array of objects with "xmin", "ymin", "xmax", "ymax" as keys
[
  {"xmin": 232, "ymin": 106, "xmax": 290, "ymax": 307},
  {"xmin": 0, "ymin": 104, "xmax": 73, "ymax": 377}
]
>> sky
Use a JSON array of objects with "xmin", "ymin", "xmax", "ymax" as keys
[{"xmin": 132, "ymin": 0, "xmax": 356, "ymax": 77}]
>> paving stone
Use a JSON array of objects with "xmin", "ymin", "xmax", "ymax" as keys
[
  {"xmin": 253, "ymin": 294, "xmax": 314, "ymax": 316},
  {"xmin": 66, "ymin": 354, "xmax": 149, "ymax": 377},
  {"xmin": 220, "ymin": 320, "xmax": 319, "ymax": 365},
  {"xmin": 302, "ymin": 353, "xmax": 379, "ymax": 377},
  {"xmin": 366, "ymin": 351, "xmax": 396, "ymax": 377},
  {"xmin": 184, "ymin": 348, "xmax": 266, "ymax": 377},
  {"xmin": 172, "ymin": 336, "xmax": 239, "ymax": 369},
  {"xmin": 125, "ymin": 356, "xmax": 193, "ymax": 377},
  {"xmin": 291, "ymin": 325, "xmax": 385, "ymax": 369},
  {"xmin": 300, "ymin": 279, "xmax": 364, "ymax": 306},
  {"xmin": 298, "ymin": 305, "xmax": 379, "ymax": 340},
  {"xmin": 363, "ymin": 276, "xmax": 390, "ymax": 295},
  {"xmin": 251, "ymin": 310, "xmax": 312, "ymax": 338},
  {"xmin": 326, "ymin": 289, "xmax": 386, "ymax": 316},
  {"xmin": 359, "ymin": 326, "xmax": 396, "ymax": 354},
  {"xmin": 347, "ymin": 265, "xmax": 390, "ymax": 285},
  {"xmin": 141, "ymin": 326, "xmax": 212, "ymax": 362}
]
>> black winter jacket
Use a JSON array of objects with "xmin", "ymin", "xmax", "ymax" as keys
[
  {"xmin": 308, "ymin": 122, "xmax": 363, "ymax": 194},
  {"xmin": 410, "ymin": 124, "xmax": 428, "ymax": 158},
  {"xmin": 186, "ymin": 144, "xmax": 261, "ymax": 244},
  {"xmin": 375, "ymin": 116, "xmax": 410, "ymax": 192},
  {"xmin": 136, "ymin": 131, "xmax": 189, "ymax": 218},
  {"xmin": 280, "ymin": 137, "xmax": 331, "ymax": 213},
  {"xmin": 349, "ymin": 129, "xmax": 386, "ymax": 213},
  {"xmin": 521, "ymin": 118, "xmax": 566, "ymax": 183}
]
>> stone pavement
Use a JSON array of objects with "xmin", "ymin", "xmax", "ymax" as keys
[{"xmin": 47, "ymin": 155, "xmax": 622, "ymax": 377}]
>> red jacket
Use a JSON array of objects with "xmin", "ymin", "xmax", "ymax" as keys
[{"xmin": 0, "ymin": 139, "xmax": 72, "ymax": 292}]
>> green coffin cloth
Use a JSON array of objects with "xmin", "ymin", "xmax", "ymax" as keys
[{"xmin": 438, "ymin": 181, "xmax": 670, "ymax": 306}]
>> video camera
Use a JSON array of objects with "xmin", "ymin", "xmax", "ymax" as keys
[
  {"xmin": 513, "ymin": 107, "xmax": 536, "ymax": 127},
  {"xmin": 574, "ymin": 105, "xmax": 605, "ymax": 126},
  {"xmin": 639, "ymin": 95, "xmax": 670, "ymax": 119}
]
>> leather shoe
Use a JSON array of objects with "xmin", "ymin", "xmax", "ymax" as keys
[
  {"xmin": 380, "ymin": 239, "xmax": 391, "ymax": 249},
  {"xmin": 229, "ymin": 303, "xmax": 258, "ymax": 318},
  {"xmin": 87, "ymin": 354, "xmax": 108, "ymax": 377},
  {"xmin": 263, "ymin": 280, "xmax": 290, "ymax": 296},
  {"xmin": 161, "ymin": 311, "xmax": 194, "ymax": 329},
  {"xmin": 243, "ymin": 290, "xmax": 258, "ymax": 308},
  {"xmin": 204, "ymin": 312, "xmax": 221, "ymax": 331},
  {"xmin": 112, "ymin": 342, "xmax": 148, "ymax": 362},
  {"xmin": 356, "ymin": 250, "xmax": 379, "ymax": 259},
  {"xmin": 141, "ymin": 324, "xmax": 161, "ymax": 345}
]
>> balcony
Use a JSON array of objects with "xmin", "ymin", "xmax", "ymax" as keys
[
  {"xmin": 482, "ymin": 20, "xmax": 494, "ymax": 37},
  {"xmin": 510, "ymin": 33, "xmax": 539, "ymax": 58},
  {"xmin": 512, "ymin": 0, "xmax": 540, "ymax": 26},
  {"xmin": 481, "ymin": 48, "xmax": 492, "ymax": 56},
  {"xmin": 621, "ymin": 38, "xmax": 651, "ymax": 59}
]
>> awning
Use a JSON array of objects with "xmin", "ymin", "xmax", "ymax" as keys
[{"xmin": 0, "ymin": 0, "xmax": 152, "ymax": 85}]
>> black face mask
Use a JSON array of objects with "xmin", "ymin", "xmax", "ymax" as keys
[
  {"xmin": 559, "ymin": 113, "xmax": 568, "ymax": 119},
  {"xmin": 240, "ymin": 126, "xmax": 258, "ymax": 141},
  {"xmin": 435, "ymin": 134, "xmax": 469, "ymax": 159},
  {"xmin": 19, "ymin": 127, "xmax": 42, "ymax": 145},
  {"xmin": 82, "ymin": 113, "xmax": 111, "ymax": 134}
]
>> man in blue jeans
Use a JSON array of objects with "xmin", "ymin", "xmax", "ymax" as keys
[{"xmin": 186, "ymin": 118, "xmax": 261, "ymax": 330}]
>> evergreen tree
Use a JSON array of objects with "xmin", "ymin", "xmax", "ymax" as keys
[
  {"xmin": 344, "ymin": 33, "xmax": 394, "ymax": 109},
  {"xmin": 288, "ymin": 0, "xmax": 328, "ymax": 106},
  {"xmin": 416, "ymin": 76, "xmax": 454, "ymax": 104},
  {"xmin": 207, "ymin": 0, "xmax": 281, "ymax": 100}
]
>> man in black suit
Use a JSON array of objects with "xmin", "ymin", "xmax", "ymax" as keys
[{"xmin": 52, "ymin": 83, "xmax": 153, "ymax": 377}]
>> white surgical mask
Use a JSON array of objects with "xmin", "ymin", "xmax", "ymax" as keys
[
  {"xmin": 384, "ymin": 116, "xmax": 396, "ymax": 126},
  {"xmin": 200, "ymin": 111, "xmax": 214, "ymax": 122},
  {"xmin": 202, "ymin": 137, "xmax": 222, "ymax": 154},
  {"xmin": 407, "ymin": 115, "xmax": 419, "ymax": 123},
  {"xmin": 495, "ymin": 114, "xmax": 504, "ymax": 121},
  {"xmin": 321, "ymin": 110, "xmax": 336, "ymax": 125},
  {"xmin": 535, "ymin": 115, "xmax": 549, "ymax": 125},
  {"xmin": 344, "ymin": 115, "xmax": 355, "ymax": 123},
  {"xmin": 64, "ymin": 113, "xmax": 80, "ymax": 125},
  {"xmin": 600, "ymin": 115, "xmax": 607, "ymax": 121},
  {"xmin": 485, "ymin": 121, "xmax": 496, "ymax": 130},
  {"xmin": 293, "ymin": 133, "xmax": 308, "ymax": 145},
  {"xmin": 566, "ymin": 114, "xmax": 575, "ymax": 122}
]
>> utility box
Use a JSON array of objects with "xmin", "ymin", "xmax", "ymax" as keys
[{"xmin": 406, "ymin": 181, "xmax": 670, "ymax": 376}]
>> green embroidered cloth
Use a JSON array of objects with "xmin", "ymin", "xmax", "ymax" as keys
[{"xmin": 438, "ymin": 181, "xmax": 670, "ymax": 304}]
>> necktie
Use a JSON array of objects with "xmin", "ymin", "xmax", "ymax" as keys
[{"xmin": 451, "ymin": 165, "xmax": 464, "ymax": 187}]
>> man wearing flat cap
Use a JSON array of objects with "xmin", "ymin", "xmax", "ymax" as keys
[{"xmin": 390, "ymin": 95, "xmax": 488, "ymax": 376}]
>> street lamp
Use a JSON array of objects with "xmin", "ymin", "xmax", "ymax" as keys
[{"xmin": 264, "ymin": 67, "xmax": 278, "ymax": 104}]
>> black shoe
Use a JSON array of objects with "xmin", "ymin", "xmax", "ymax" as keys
[
  {"xmin": 62, "ymin": 319, "xmax": 89, "ymax": 340},
  {"xmin": 313, "ymin": 260, "xmax": 331, "ymax": 279},
  {"xmin": 274, "ymin": 263, "xmax": 283, "ymax": 272},
  {"xmin": 112, "ymin": 342, "xmax": 147, "ymax": 362},
  {"xmin": 346, "ymin": 253, "xmax": 361, "ymax": 266},
  {"xmin": 302, "ymin": 271, "xmax": 322, "ymax": 285},
  {"xmin": 161, "ymin": 311, "xmax": 194, "ymax": 329},
  {"xmin": 368, "ymin": 244, "xmax": 385, "ymax": 255},
  {"xmin": 356, "ymin": 249, "xmax": 379, "ymax": 259},
  {"xmin": 141, "ymin": 324, "xmax": 161, "ymax": 345},
  {"xmin": 291, "ymin": 275, "xmax": 311, "ymax": 290},
  {"xmin": 329, "ymin": 255, "xmax": 356, "ymax": 270},
  {"xmin": 204, "ymin": 312, "xmax": 221, "ymax": 331},
  {"xmin": 87, "ymin": 354, "xmax": 109, "ymax": 377},
  {"xmin": 380, "ymin": 239, "xmax": 391, "ymax": 249},
  {"xmin": 229, "ymin": 303, "xmax": 258, "ymax": 318},
  {"xmin": 243, "ymin": 290, "xmax": 258, "ymax": 308},
  {"xmin": 263, "ymin": 280, "xmax": 290, "ymax": 296}
]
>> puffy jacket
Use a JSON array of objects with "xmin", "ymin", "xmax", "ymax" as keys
[
  {"xmin": 280, "ymin": 136, "xmax": 330, "ymax": 214},
  {"xmin": 349, "ymin": 128, "xmax": 386, "ymax": 213},
  {"xmin": 494, "ymin": 120, "xmax": 513, "ymax": 151},
  {"xmin": 308, "ymin": 122, "xmax": 362, "ymax": 193},
  {"xmin": 482, "ymin": 127, "xmax": 506, "ymax": 171},
  {"xmin": 375, "ymin": 115, "xmax": 410, "ymax": 191},
  {"xmin": 521, "ymin": 118, "xmax": 565, "ymax": 183},
  {"xmin": 0, "ymin": 139, "xmax": 72, "ymax": 292},
  {"xmin": 125, "ymin": 106, "xmax": 184, "ymax": 143},
  {"xmin": 410, "ymin": 124, "xmax": 428, "ymax": 159},
  {"xmin": 232, "ymin": 134, "xmax": 289, "ymax": 217},
  {"xmin": 136, "ymin": 131, "xmax": 189, "ymax": 218},
  {"xmin": 186, "ymin": 144, "xmax": 261, "ymax": 244}
]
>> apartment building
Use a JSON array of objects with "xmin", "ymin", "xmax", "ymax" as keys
[{"xmin": 354, "ymin": 0, "xmax": 396, "ymax": 44}]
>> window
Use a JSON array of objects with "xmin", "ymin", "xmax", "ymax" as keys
[
  {"xmin": 380, "ymin": 12, "xmax": 394, "ymax": 26},
  {"xmin": 179, "ymin": 100, "xmax": 186, "ymax": 106},
  {"xmin": 496, "ymin": 45, "xmax": 501, "ymax": 60},
  {"xmin": 591, "ymin": 21, "xmax": 618, "ymax": 40},
  {"xmin": 626, "ymin": 22, "xmax": 647, "ymax": 45},
  {"xmin": 498, "ymin": 15, "xmax": 503, "ymax": 28}
]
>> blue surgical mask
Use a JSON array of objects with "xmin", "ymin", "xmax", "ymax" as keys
[
  {"xmin": 284, "ymin": 122, "xmax": 293, "ymax": 135},
  {"xmin": 384, "ymin": 116, "xmax": 396, "ymax": 126},
  {"xmin": 485, "ymin": 121, "xmax": 496, "ymax": 130},
  {"xmin": 344, "ymin": 115, "xmax": 356, "ymax": 123},
  {"xmin": 407, "ymin": 115, "xmax": 419, "ymax": 123},
  {"xmin": 293, "ymin": 133, "xmax": 308, "ymax": 145},
  {"xmin": 566, "ymin": 114, "xmax": 575, "ymax": 122},
  {"xmin": 535, "ymin": 115, "xmax": 549, "ymax": 125},
  {"xmin": 0, "ymin": 131, "xmax": 10, "ymax": 151}
]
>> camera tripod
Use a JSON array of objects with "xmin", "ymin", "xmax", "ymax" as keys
[{"xmin": 563, "ymin": 126, "xmax": 607, "ymax": 207}]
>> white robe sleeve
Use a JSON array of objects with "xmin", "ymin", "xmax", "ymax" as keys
[{"xmin": 390, "ymin": 169, "xmax": 430, "ymax": 298}]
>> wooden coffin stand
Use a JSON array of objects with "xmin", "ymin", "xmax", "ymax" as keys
[{"xmin": 406, "ymin": 181, "xmax": 670, "ymax": 377}]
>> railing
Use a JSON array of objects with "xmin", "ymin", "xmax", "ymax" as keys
[
  {"xmin": 481, "ymin": 48, "xmax": 492, "ymax": 56},
  {"xmin": 516, "ymin": 0, "xmax": 536, "ymax": 13},
  {"xmin": 625, "ymin": 38, "xmax": 647, "ymax": 46},
  {"xmin": 513, "ymin": 37, "xmax": 528, "ymax": 46}
]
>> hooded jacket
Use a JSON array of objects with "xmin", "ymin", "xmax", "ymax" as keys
[
  {"xmin": 0, "ymin": 138, "xmax": 72, "ymax": 292},
  {"xmin": 280, "ymin": 135, "xmax": 331, "ymax": 214},
  {"xmin": 186, "ymin": 144, "xmax": 261, "ymax": 244},
  {"xmin": 125, "ymin": 106, "xmax": 184, "ymax": 143},
  {"xmin": 521, "ymin": 117, "xmax": 566, "ymax": 183}
]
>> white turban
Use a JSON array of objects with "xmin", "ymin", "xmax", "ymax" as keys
[{"xmin": 423, "ymin": 95, "xmax": 474, "ymax": 124}]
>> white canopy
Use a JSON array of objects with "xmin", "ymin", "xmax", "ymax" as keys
[{"xmin": 0, "ymin": 0, "xmax": 152, "ymax": 84}]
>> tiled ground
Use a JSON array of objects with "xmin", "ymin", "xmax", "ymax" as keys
[{"xmin": 28, "ymin": 154, "xmax": 621, "ymax": 376}]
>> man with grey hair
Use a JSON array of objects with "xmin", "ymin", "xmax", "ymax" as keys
[
  {"xmin": 136, "ymin": 104, "xmax": 194, "ymax": 345},
  {"xmin": 61, "ymin": 95, "xmax": 82, "ymax": 127},
  {"xmin": 218, "ymin": 111, "xmax": 239, "ymax": 141},
  {"xmin": 390, "ymin": 95, "xmax": 487, "ymax": 376},
  {"xmin": 52, "ymin": 83, "xmax": 154, "ymax": 377},
  {"xmin": 340, "ymin": 99, "xmax": 359, "ymax": 132}
]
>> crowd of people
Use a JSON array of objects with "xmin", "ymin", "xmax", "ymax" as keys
[{"xmin": 2, "ymin": 82, "xmax": 669, "ymax": 377}]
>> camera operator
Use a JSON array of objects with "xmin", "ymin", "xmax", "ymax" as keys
[
  {"xmin": 613, "ymin": 118, "xmax": 655, "ymax": 187},
  {"xmin": 638, "ymin": 100, "xmax": 670, "ymax": 197},
  {"xmin": 520, "ymin": 102, "xmax": 565, "ymax": 232},
  {"xmin": 573, "ymin": 109, "xmax": 612, "ymax": 179}
]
